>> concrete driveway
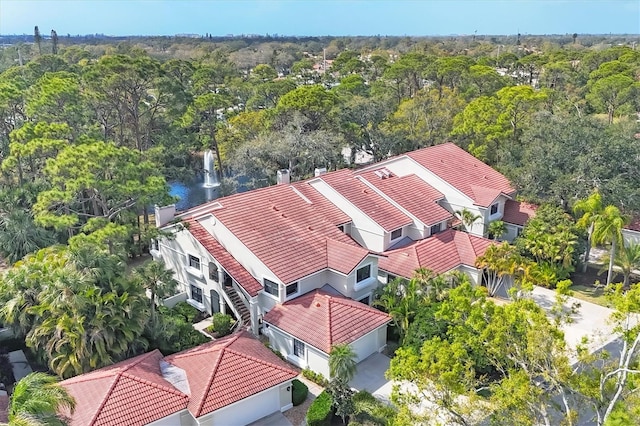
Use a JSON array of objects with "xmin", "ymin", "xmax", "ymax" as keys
[
  {"xmin": 530, "ymin": 286, "xmax": 616, "ymax": 357},
  {"xmin": 350, "ymin": 352, "xmax": 393, "ymax": 403}
]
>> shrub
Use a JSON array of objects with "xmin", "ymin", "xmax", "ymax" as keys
[
  {"xmin": 172, "ymin": 302, "xmax": 206, "ymax": 323},
  {"xmin": 211, "ymin": 313, "xmax": 234, "ymax": 337},
  {"xmin": 292, "ymin": 379, "xmax": 308, "ymax": 406},
  {"xmin": 302, "ymin": 368, "xmax": 329, "ymax": 387},
  {"xmin": 352, "ymin": 391, "xmax": 397, "ymax": 425},
  {"xmin": 146, "ymin": 311, "xmax": 210, "ymax": 355},
  {"xmin": 306, "ymin": 390, "xmax": 333, "ymax": 426}
]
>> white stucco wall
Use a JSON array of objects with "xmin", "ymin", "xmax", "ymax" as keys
[
  {"xmin": 195, "ymin": 384, "xmax": 289, "ymax": 426},
  {"xmin": 309, "ymin": 179, "xmax": 386, "ymax": 252},
  {"xmin": 623, "ymin": 229, "xmax": 640, "ymax": 246},
  {"xmin": 146, "ymin": 410, "xmax": 194, "ymax": 426},
  {"xmin": 349, "ymin": 326, "xmax": 388, "ymax": 362},
  {"xmin": 456, "ymin": 264, "xmax": 483, "ymax": 286},
  {"xmin": 503, "ymin": 223, "xmax": 522, "ymax": 243}
]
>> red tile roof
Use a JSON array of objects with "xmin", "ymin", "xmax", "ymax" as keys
[
  {"xmin": 59, "ymin": 350, "xmax": 189, "ymax": 426},
  {"xmin": 358, "ymin": 171, "xmax": 452, "ymax": 226},
  {"xmin": 407, "ymin": 143, "xmax": 515, "ymax": 207},
  {"xmin": 263, "ymin": 290, "xmax": 391, "ymax": 353},
  {"xmin": 292, "ymin": 181, "xmax": 351, "ymax": 225},
  {"xmin": 319, "ymin": 169, "xmax": 413, "ymax": 232},
  {"xmin": 625, "ymin": 215, "xmax": 640, "ymax": 232},
  {"xmin": 187, "ymin": 219, "xmax": 263, "ymax": 296},
  {"xmin": 502, "ymin": 200, "xmax": 537, "ymax": 226},
  {"xmin": 379, "ymin": 229, "xmax": 494, "ymax": 278},
  {"xmin": 183, "ymin": 184, "xmax": 368, "ymax": 284},
  {"xmin": 165, "ymin": 331, "xmax": 297, "ymax": 417},
  {"xmin": 326, "ymin": 238, "xmax": 371, "ymax": 275}
]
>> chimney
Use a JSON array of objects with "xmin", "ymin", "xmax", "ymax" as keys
[
  {"xmin": 155, "ymin": 204, "xmax": 176, "ymax": 228},
  {"xmin": 277, "ymin": 169, "xmax": 290, "ymax": 185},
  {"xmin": 314, "ymin": 167, "xmax": 327, "ymax": 177}
]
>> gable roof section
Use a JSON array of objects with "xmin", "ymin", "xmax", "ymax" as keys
[
  {"xmin": 326, "ymin": 238, "xmax": 371, "ymax": 275},
  {"xmin": 358, "ymin": 171, "xmax": 452, "ymax": 226},
  {"xmin": 502, "ymin": 200, "xmax": 538, "ymax": 227},
  {"xmin": 165, "ymin": 331, "xmax": 297, "ymax": 418},
  {"xmin": 319, "ymin": 168, "xmax": 413, "ymax": 232},
  {"xmin": 379, "ymin": 229, "xmax": 494, "ymax": 278},
  {"xmin": 183, "ymin": 184, "xmax": 368, "ymax": 284},
  {"xmin": 407, "ymin": 143, "xmax": 515, "ymax": 207},
  {"xmin": 59, "ymin": 350, "xmax": 189, "ymax": 426},
  {"xmin": 263, "ymin": 290, "xmax": 391, "ymax": 353},
  {"xmin": 291, "ymin": 181, "xmax": 352, "ymax": 225},
  {"xmin": 187, "ymin": 219, "xmax": 262, "ymax": 296}
]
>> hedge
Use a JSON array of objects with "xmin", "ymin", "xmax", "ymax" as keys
[
  {"xmin": 292, "ymin": 379, "xmax": 308, "ymax": 406},
  {"xmin": 302, "ymin": 368, "xmax": 329, "ymax": 387},
  {"xmin": 306, "ymin": 390, "xmax": 334, "ymax": 426}
]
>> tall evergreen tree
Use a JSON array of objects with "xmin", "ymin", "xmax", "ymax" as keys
[{"xmin": 34, "ymin": 26, "xmax": 42, "ymax": 55}]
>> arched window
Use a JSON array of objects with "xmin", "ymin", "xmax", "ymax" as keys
[{"xmin": 209, "ymin": 262, "xmax": 219, "ymax": 281}]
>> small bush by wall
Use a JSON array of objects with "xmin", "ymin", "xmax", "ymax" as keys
[
  {"xmin": 173, "ymin": 301, "xmax": 207, "ymax": 323},
  {"xmin": 292, "ymin": 378, "xmax": 308, "ymax": 406},
  {"xmin": 212, "ymin": 313, "xmax": 234, "ymax": 335},
  {"xmin": 302, "ymin": 368, "xmax": 329, "ymax": 387},
  {"xmin": 306, "ymin": 390, "xmax": 334, "ymax": 426}
]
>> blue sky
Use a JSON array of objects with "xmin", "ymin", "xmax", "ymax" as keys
[{"xmin": 0, "ymin": 1, "xmax": 638, "ymax": 36}]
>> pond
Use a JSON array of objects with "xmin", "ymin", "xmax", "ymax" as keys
[{"xmin": 168, "ymin": 174, "xmax": 221, "ymax": 212}]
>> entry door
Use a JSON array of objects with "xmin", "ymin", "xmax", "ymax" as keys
[{"xmin": 210, "ymin": 289, "xmax": 220, "ymax": 313}]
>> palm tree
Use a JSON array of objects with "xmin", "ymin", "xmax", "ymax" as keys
[
  {"xmin": 592, "ymin": 205, "xmax": 628, "ymax": 286},
  {"xmin": 133, "ymin": 260, "xmax": 178, "ymax": 330},
  {"xmin": 600, "ymin": 241, "xmax": 640, "ymax": 287},
  {"xmin": 455, "ymin": 208, "xmax": 482, "ymax": 233},
  {"xmin": 573, "ymin": 191, "xmax": 604, "ymax": 272},
  {"xmin": 0, "ymin": 209, "xmax": 56, "ymax": 264},
  {"xmin": 329, "ymin": 344, "xmax": 357, "ymax": 383},
  {"xmin": 487, "ymin": 220, "xmax": 507, "ymax": 240},
  {"xmin": 9, "ymin": 372, "xmax": 75, "ymax": 426}
]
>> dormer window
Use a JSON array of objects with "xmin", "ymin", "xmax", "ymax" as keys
[
  {"xmin": 264, "ymin": 279, "xmax": 279, "ymax": 297},
  {"xmin": 390, "ymin": 228, "xmax": 402, "ymax": 240},
  {"xmin": 490, "ymin": 203, "xmax": 499, "ymax": 216},
  {"xmin": 286, "ymin": 282, "xmax": 299, "ymax": 297},
  {"xmin": 356, "ymin": 265, "xmax": 371, "ymax": 283},
  {"xmin": 188, "ymin": 255, "xmax": 201, "ymax": 270},
  {"xmin": 430, "ymin": 223, "xmax": 442, "ymax": 235}
]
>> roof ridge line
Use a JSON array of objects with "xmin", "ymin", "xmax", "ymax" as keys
[
  {"xmin": 225, "ymin": 347, "xmax": 297, "ymax": 376},
  {"xmin": 120, "ymin": 349, "xmax": 159, "ymax": 373},
  {"xmin": 89, "ymin": 371, "xmax": 122, "ymax": 425},
  {"xmin": 120, "ymin": 370, "xmax": 190, "ymax": 399},
  {"xmin": 325, "ymin": 292, "xmax": 334, "ymax": 350},
  {"xmin": 194, "ymin": 333, "xmax": 240, "ymax": 417}
]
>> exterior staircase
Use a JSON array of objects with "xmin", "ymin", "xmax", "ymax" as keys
[{"xmin": 223, "ymin": 285, "xmax": 252, "ymax": 329}]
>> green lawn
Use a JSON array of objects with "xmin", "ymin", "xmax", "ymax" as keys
[{"xmin": 570, "ymin": 284, "xmax": 611, "ymax": 308}]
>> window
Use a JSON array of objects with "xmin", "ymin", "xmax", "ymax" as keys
[
  {"xmin": 387, "ymin": 274, "xmax": 397, "ymax": 283},
  {"xmin": 264, "ymin": 279, "xmax": 279, "ymax": 297},
  {"xmin": 293, "ymin": 339, "xmax": 305, "ymax": 357},
  {"xmin": 286, "ymin": 282, "xmax": 298, "ymax": 297},
  {"xmin": 390, "ymin": 228, "xmax": 402, "ymax": 240},
  {"xmin": 190, "ymin": 285, "xmax": 203, "ymax": 304},
  {"xmin": 356, "ymin": 265, "xmax": 371, "ymax": 283},
  {"xmin": 358, "ymin": 295, "xmax": 370, "ymax": 305},
  {"xmin": 208, "ymin": 262, "xmax": 218, "ymax": 281},
  {"xmin": 430, "ymin": 223, "xmax": 441, "ymax": 235},
  {"xmin": 338, "ymin": 225, "xmax": 345, "ymax": 233},
  {"xmin": 188, "ymin": 255, "xmax": 201, "ymax": 270},
  {"xmin": 490, "ymin": 203, "xmax": 499, "ymax": 215}
]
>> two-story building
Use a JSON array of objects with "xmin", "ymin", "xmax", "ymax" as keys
[{"xmin": 152, "ymin": 143, "xmax": 534, "ymax": 377}]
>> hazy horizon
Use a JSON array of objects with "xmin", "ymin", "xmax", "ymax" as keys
[{"xmin": 1, "ymin": 1, "xmax": 638, "ymax": 38}]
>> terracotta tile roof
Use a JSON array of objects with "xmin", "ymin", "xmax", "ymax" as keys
[
  {"xmin": 319, "ymin": 169, "xmax": 413, "ymax": 232},
  {"xmin": 292, "ymin": 181, "xmax": 351, "ymax": 225},
  {"xmin": 625, "ymin": 215, "xmax": 640, "ymax": 232},
  {"xmin": 165, "ymin": 331, "xmax": 297, "ymax": 418},
  {"xmin": 187, "ymin": 219, "xmax": 262, "ymax": 296},
  {"xmin": 358, "ymin": 171, "xmax": 452, "ymax": 226},
  {"xmin": 502, "ymin": 200, "xmax": 538, "ymax": 226},
  {"xmin": 326, "ymin": 238, "xmax": 370, "ymax": 275},
  {"xmin": 0, "ymin": 393, "xmax": 8, "ymax": 424},
  {"xmin": 59, "ymin": 350, "xmax": 189, "ymax": 426},
  {"xmin": 263, "ymin": 290, "xmax": 391, "ymax": 353},
  {"xmin": 183, "ymin": 184, "xmax": 367, "ymax": 284},
  {"xmin": 379, "ymin": 229, "xmax": 494, "ymax": 278},
  {"xmin": 407, "ymin": 143, "xmax": 515, "ymax": 207}
]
